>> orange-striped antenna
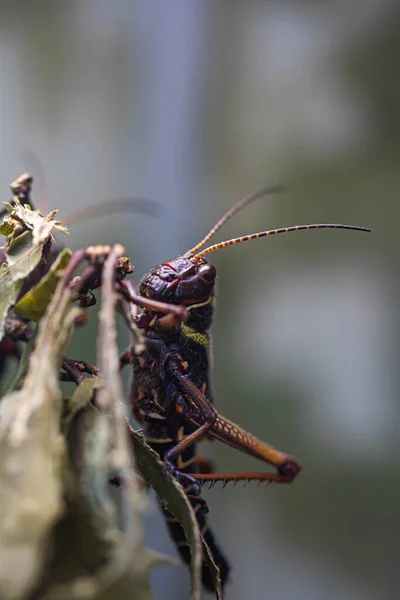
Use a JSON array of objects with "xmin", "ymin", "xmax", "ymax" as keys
[
  {"xmin": 186, "ymin": 184, "xmax": 285, "ymax": 256},
  {"xmin": 193, "ymin": 223, "xmax": 372, "ymax": 260}
]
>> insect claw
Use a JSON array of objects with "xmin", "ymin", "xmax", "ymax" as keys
[{"xmin": 187, "ymin": 494, "xmax": 209, "ymax": 514}]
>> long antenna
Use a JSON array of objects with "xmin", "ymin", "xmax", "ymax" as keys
[
  {"xmin": 193, "ymin": 223, "xmax": 372, "ymax": 259},
  {"xmin": 187, "ymin": 184, "xmax": 285, "ymax": 256},
  {"xmin": 62, "ymin": 197, "xmax": 160, "ymax": 226},
  {"xmin": 1, "ymin": 195, "xmax": 161, "ymax": 225}
]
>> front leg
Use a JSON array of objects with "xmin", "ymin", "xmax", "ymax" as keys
[
  {"xmin": 163, "ymin": 422, "xmax": 213, "ymax": 496},
  {"xmin": 119, "ymin": 280, "xmax": 188, "ymax": 329}
]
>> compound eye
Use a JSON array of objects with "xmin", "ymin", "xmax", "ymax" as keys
[{"xmin": 198, "ymin": 263, "xmax": 216, "ymax": 283}]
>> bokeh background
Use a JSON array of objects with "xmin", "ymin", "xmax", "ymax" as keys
[{"xmin": 0, "ymin": 1, "xmax": 398, "ymax": 599}]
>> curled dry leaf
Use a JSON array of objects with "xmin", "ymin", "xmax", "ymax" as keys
[
  {"xmin": 0, "ymin": 198, "xmax": 68, "ymax": 340},
  {"xmin": 39, "ymin": 246, "xmax": 158, "ymax": 600},
  {"xmin": 0, "ymin": 258, "xmax": 81, "ymax": 600}
]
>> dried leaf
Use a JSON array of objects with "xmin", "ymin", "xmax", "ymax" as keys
[
  {"xmin": 40, "ymin": 401, "xmax": 172, "ymax": 600},
  {"xmin": 37, "ymin": 399, "xmax": 131, "ymax": 600},
  {"xmin": 4, "ymin": 325, "xmax": 38, "ymax": 393},
  {"xmin": 0, "ymin": 199, "xmax": 67, "ymax": 339},
  {"xmin": 96, "ymin": 245, "xmax": 140, "ymax": 541},
  {"xmin": 15, "ymin": 248, "xmax": 72, "ymax": 321},
  {"xmin": 0, "ymin": 199, "xmax": 68, "ymax": 247},
  {"xmin": 0, "ymin": 263, "xmax": 80, "ymax": 600},
  {"xmin": 62, "ymin": 375, "xmax": 102, "ymax": 431},
  {"xmin": 37, "ymin": 247, "xmax": 153, "ymax": 600}
]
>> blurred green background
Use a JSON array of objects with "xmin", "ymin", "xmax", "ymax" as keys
[{"xmin": 0, "ymin": 1, "xmax": 398, "ymax": 599}]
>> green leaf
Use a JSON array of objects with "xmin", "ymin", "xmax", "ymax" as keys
[
  {"xmin": 201, "ymin": 535, "xmax": 223, "ymax": 600},
  {"xmin": 0, "ymin": 221, "xmax": 14, "ymax": 236},
  {"xmin": 0, "ymin": 263, "xmax": 80, "ymax": 600},
  {"xmin": 15, "ymin": 248, "xmax": 72, "ymax": 321},
  {"xmin": 129, "ymin": 428, "xmax": 203, "ymax": 600},
  {"xmin": 0, "ymin": 263, "xmax": 24, "ymax": 340},
  {"xmin": 2, "ymin": 201, "xmax": 14, "ymax": 215}
]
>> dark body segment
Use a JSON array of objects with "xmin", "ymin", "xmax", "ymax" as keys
[{"xmin": 131, "ymin": 302, "xmax": 230, "ymax": 591}]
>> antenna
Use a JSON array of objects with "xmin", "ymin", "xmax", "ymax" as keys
[
  {"xmin": 62, "ymin": 197, "xmax": 160, "ymax": 226},
  {"xmin": 187, "ymin": 184, "xmax": 284, "ymax": 255},
  {"xmin": 193, "ymin": 223, "xmax": 372, "ymax": 259}
]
